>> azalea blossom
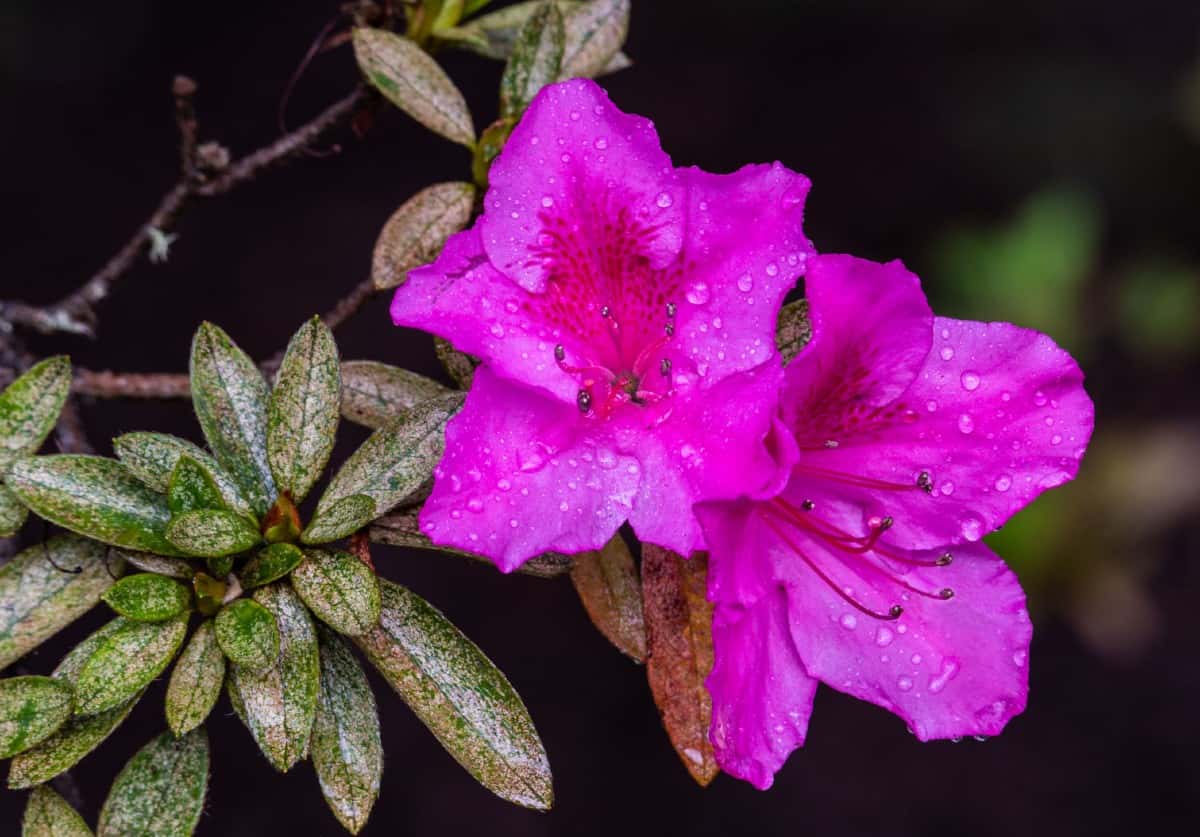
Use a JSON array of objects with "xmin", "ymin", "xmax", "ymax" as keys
[
  {"xmin": 695, "ymin": 254, "xmax": 1095, "ymax": 789},
  {"xmin": 391, "ymin": 79, "xmax": 814, "ymax": 570}
]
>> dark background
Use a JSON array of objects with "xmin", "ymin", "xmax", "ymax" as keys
[{"xmin": 3, "ymin": 1, "xmax": 1200, "ymax": 834}]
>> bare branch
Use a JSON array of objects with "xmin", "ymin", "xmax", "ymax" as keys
[{"xmin": 73, "ymin": 370, "xmax": 190, "ymax": 399}]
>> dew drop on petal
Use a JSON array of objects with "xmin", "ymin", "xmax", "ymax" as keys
[
  {"xmin": 466, "ymin": 498, "xmax": 484, "ymax": 513},
  {"xmin": 961, "ymin": 371, "xmax": 981, "ymax": 391},
  {"xmin": 960, "ymin": 514, "xmax": 984, "ymax": 542},
  {"xmin": 994, "ymin": 475, "xmax": 1012, "ymax": 492},
  {"xmin": 541, "ymin": 196, "xmax": 554, "ymax": 208},
  {"xmin": 897, "ymin": 676, "xmax": 914, "ymax": 692},
  {"xmin": 940, "ymin": 347, "xmax": 955, "ymax": 361},
  {"xmin": 1051, "ymin": 434, "xmax": 1063, "ymax": 445},
  {"xmin": 765, "ymin": 263, "xmax": 779, "ymax": 277},
  {"xmin": 839, "ymin": 613, "xmax": 858, "ymax": 630},
  {"xmin": 596, "ymin": 449, "xmax": 618, "ymax": 469},
  {"xmin": 496, "ymin": 479, "xmax": 511, "ymax": 492},
  {"xmin": 875, "ymin": 626, "xmax": 894, "ymax": 647},
  {"xmin": 737, "ymin": 273, "xmax": 754, "ymax": 292},
  {"xmin": 685, "ymin": 282, "xmax": 710, "ymax": 304},
  {"xmin": 1033, "ymin": 390, "xmax": 1048, "ymax": 407},
  {"xmin": 926, "ymin": 400, "xmax": 938, "ymax": 412},
  {"xmin": 656, "ymin": 192, "xmax": 673, "ymax": 208},
  {"xmin": 489, "ymin": 323, "xmax": 505, "ymax": 338},
  {"xmin": 957, "ymin": 414, "xmax": 975, "ymax": 434},
  {"xmin": 594, "ymin": 137, "xmax": 608, "ymax": 149}
]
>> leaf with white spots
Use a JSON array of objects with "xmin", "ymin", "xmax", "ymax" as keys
[
  {"xmin": 238, "ymin": 542, "xmax": 305, "ymax": 589},
  {"xmin": 97, "ymin": 729, "xmax": 209, "ymax": 837},
  {"xmin": 227, "ymin": 584, "xmax": 319, "ymax": 772},
  {"xmin": 354, "ymin": 579, "xmax": 553, "ymax": 809},
  {"xmin": 165, "ymin": 620, "xmax": 225, "ymax": 735},
  {"xmin": 21, "ymin": 785, "xmax": 93, "ymax": 837},
  {"xmin": 312, "ymin": 627, "xmax": 382, "ymax": 834},
  {"xmin": 500, "ymin": 1, "xmax": 565, "ymax": 118},
  {"xmin": 353, "ymin": 28, "xmax": 476, "ymax": 148},
  {"xmin": 371, "ymin": 183, "xmax": 476, "ymax": 292},
  {"xmin": 0, "ymin": 676, "xmax": 74, "ymax": 759},
  {"xmin": 0, "ymin": 535, "xmax": 123, "ymax": 670},
  {"xmin": 0, "ymin": 356, "xmax": 71, "ymax": 472},
  {"xmin": 7, "ymin": 455, "xmax": 184, "ymax": 556},
  {"xmin": 101, "ymin": 573, "xmax": 191, "ymax": 622},
  {"xmin": 215, "ymin": 598, "xmax": 280, "ymax": 672},
  {"xmin": 189, "ymin": 322, "xmax": 276, "ymax": 516},
  {"xmin": 560, "ymin": 0, "xmax": 629, "ymax": 80},
  {"xmin": 776, "ymin": 298, "xmax": 813, "ymax": 364},
  {"xmin": 434, "ymin": 338, "xmax": 478, "ymax": 390},
  {"xmin": 113, "ymin": 432, "xmax": 255, "ymax": 520},
  {"xmin": 166, "ymin": 456, "xmax": 225, "ymax": 515},
  {"xmin": 72, "ymin": 613, "xmax": 188, "ymax": 716},
  {"xmin": 306, "ymin": 394, "xmax": 464, "ymax": 543},
  {"xmin": 291, "ymin": 549, "xmax": 381, "ymax": 636},
  {"xmin": 268, "ymin": 317, "xmax": 341, "ymax": 503},
  {"xmin": 341, "ymin": 361, "xmax": 450, "ymax": 430},
  {"xmin": 166, "ymin": 509, "xmax": 261, "ymax": 558}
]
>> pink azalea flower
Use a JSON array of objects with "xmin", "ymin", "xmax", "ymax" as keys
[
  {"xmin": 390, "ymin": 79, "xmax": 814, "ymax": 570},
  {"xmin": 695, "ymin": 254, "xmax": 1095, "ymax": 789}
]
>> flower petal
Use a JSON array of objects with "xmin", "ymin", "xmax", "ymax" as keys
[
  {"xmin": 480, "ymin": 78, "xmax": 683, "ymax": 294},
  {"xmin": 418, "ymin": 366, "xmax": 639, "ymax": 572},
  {"xmin": 781, "ymin": 255, "xmax": 932, "ymax": 440},
  {"xmin": 791, "ymin": 317, "xmax": 1093, "ymax": 548},
  {"xmin": 624, "ymin": 361, "xmax": 788, "ymax": 555},
  {"xmin": 781, "ymin": 539, "xmax": 1031, "ymax": 742},
  {"xmin": 671, "ymin": 163, "xmax": 813, "ymax": 386},
  {"xmin": 707, "ymin": 591, "xmax": 817, "ymax": 790}
]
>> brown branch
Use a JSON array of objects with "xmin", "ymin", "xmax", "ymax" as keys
[
  {"xmin": 0, "ymin": 82, "xmax": 368, "ymax": 338},
  {"xmin": 73, "ymin": 370, "xmax": 190, "ymax": 399}
]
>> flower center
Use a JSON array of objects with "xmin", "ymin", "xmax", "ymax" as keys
[
  {"xmin": 555, "ymin": 301, "xmax": 677, "ymax": 418},
  {"xmin": 759, "ymin": 465, "xmax": 954, "ymax": 621}
]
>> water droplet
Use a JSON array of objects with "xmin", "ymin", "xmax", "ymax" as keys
[
  {"xmin": 541, "ymin": 195, "xmax": 554, "ymax": 208},
  {"xmin": 596, "ymin": 449, "xmax": 618, "ymax": 469},
  {"xmin": 926, "ymin": 400, "xmax": 938, "ymax": 412},
  {"xmin": 559, "ymin": 500, "xmax": 569, "ymax": 512},
  {"xmin": 940, "ymin": 347, "xmax": 955, "ymax": 361},
  {"xmin": 489, "ymin": 323, "xmax": 505, "ymax": 338},
  {"xmin": 960, "ymin": 371, "xmax": 981, "ymax": 391},
  {"xmin": 560, "ymin": 152, "xmax": 571, "ymax": 163},
  {"xmin": 685, "ymin": 282, "xmax": 710, "ymax": 304},
  {"xmin": 496, "ymin": 479, "xmax": 511, "ymax": 492},
  {"xmin": 655, "ymin": 192, "xmax": 673, "ymax": 208},
  {"xmin": 466, "ymin": 498, "xmax": 484, "ymax": 513},
  {"xmin": 737, "ymin": 273, "xmax": 753, "ymax": 292},
  {"xmin": 928, "ymin": 659, "xmax": 961, "ymax": 694},
  {"xmin": 875, "ymin": 627, "xmax": 894, "ymax": 647},
  {"xmin": 910, "ymin": 653, "xmax": 923, "ymax": 665},
  {"xmin": 509, "ymin": 518, "xmax": 519, "ymax": 528},
  {"xmin": 594, "ymin": 137, "xmax": 608, "ymax": 149},
  {"xmin": 569, "ymin": 110, "xmax": 581, "ymax": 121},
  {"xmin": 765, "ymin": 263, "xmax": 779, "ymax": 277},
  {"xmin": 994, "ymin": 475, "xmax": 1012, "ymax": 492},
  {"xmin": 518, "ymin": 451, "xmax": 546, "ymax": 473},
  {"xmin": 897, "ymin": 676, "xmax": 914, "ymax": 692},
  {"xmin": 957, "ymin": 413, "xmax": 975, "ymax": 434},
  {"xmin": 960, "ymin": 515, "xmax": 984, "ymax": 542},
  {"xmin": 839, "ymin": 613, "xmax": 858, "ymax": 630},
  {"xmin": 1051, "ymin": 434, "xmax": 1063, "ymax": 445},
  {"xmin": 940, "ymin": 481, "xmax": 955, "ymax": 496},
  {"xmin": 1001, "ymin": 391, "xmax": 1011, "ymax": 402},
  {"xmin": 1012, "ymin": 650, "xmax": 1027, "ymax": 667},
  {"xmin": 1033, "ymin": 390, "xmax": 1048, "ymax": 407}
]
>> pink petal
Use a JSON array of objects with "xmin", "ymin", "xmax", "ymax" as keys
[
  {"xmin": 671, "ymin": 163, "xmax": 814, "ymax": 386},
  {"xmin": 707, "ymin": 591, "xmax": 818, "ymax": 790},
  {"xmin": 781, "ymin": 254, "xmax": 933, "ymax": 436},
  {"xmin": 480, "ymin": 78, "xmax": 683, "ymax": 294},
  {"xmin": 392, "ymin": 226, "xmax": 579, "ymax": 403},
  {"xmin": 791, "ymin": 317, "xmax": 1093, "ymax": 549},
  {"xmin": 781, "ymin": 538, "xmax": 1032, "ymax": 742},
  {"xmin": 620, "ymin": 360, "xmax": 789, "ymax": 555},
  {"xmin": 418, "ymin": 366, "xmax": 639, "ymax": 572}
]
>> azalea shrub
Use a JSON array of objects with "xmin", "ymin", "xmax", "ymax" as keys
[{"xmin": 0, "ymin": 1, "xmax": 1094, "ymax": 834}]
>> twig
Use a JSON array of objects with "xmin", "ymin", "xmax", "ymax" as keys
[
  {"xmin": 0, "ymin": 83, "xmax": 368, "ymax": 338},
  {"xmin": 73, "ymin": 370, "xmax": 190, "ymax": 399}
]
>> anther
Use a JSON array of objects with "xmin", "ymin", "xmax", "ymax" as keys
[
  {"xmin": 917, "ymin": 471, "xmax": 933, "ymax": 493},
  {"xmin": 660, "ymin": 358, "xmax": 672, "ymax": 376},
  {"xmin": 824, "ymin": 440, "xmax": 839, "ymax": 449},
  {"xmin": 664, "ymin": 322, "xmax": 675, "ymax": 337},
  {"xmin": 938, "ymin": 587, "xmax": 955, "ymax": 600},
  {"xmin": 870, "ymin": 516, "xmax": 894, "ymax": 531},
  {"xmin": 936, "ymin": 552, "xmax": 953, "ymax": 566},
  {"xmin": 888, "ymin": 605, "xmax": 904, "ymax": 618},
  {"xmin": 576, "ymin": 390, "xmax": 592, "ymax": 413},
  {"xmin": 666, "ymin": 302, "xmax": 677, "ymax": 318},
  {"xmin": 600, "ymin": 305, "xmax": 611, "ymax": 318},
  {"xmin": 554, "ymin": 344, "xmax": 565, "ymax": 362},
  {"xmin": 800, "ymin": 499, "xmax": 815, "ymax": 511}
]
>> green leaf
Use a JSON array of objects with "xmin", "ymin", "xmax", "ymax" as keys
[
  {"xmin": 166, "ymin": 509, "xmax": 261, "ymax": 558},
  {"xmin": 560, "ymin": 0, "xmax": 629, "ymax": 79},
  {"xmin": 206, "ymin": 554, "xmax": 233, "ymax": 578},
  {"xmin": 341, "ymin": 361, "xmax": 451, "ymax": 430},
  {"xmin": 7, "ymin": 455, "xmax": 184, "ymax": 556},
  {"xmin": 167, "ymin": 456, "xmax": 226, "ymax": 514},
  {"xmin": 0, "ymin": 676, "xmax": 74, "ymax": 759},
  {"xmin": 451, "ymin": 0, "xmax": 555, "ymax": 59},
  {"xmin": 369, "ymin": 509, "xmax": 573, "ymax": 578},
  {"xmin": 238, "ymin": 542, "xmax": 304, "ymax": 589},
  {"xmin": 301, "ymin": 494, "xmax": 376, "ymax": 545},
  {"xmin": 463, "ymin": 0, "xmax": 496, "ymax": 16},
  {"xmin": 291, "ymin": 549, "xmax": 381, "ymax": 636},
  {"xmin": 0, "ymin": 535, "xmax": 123, "ymax": 670},
  {"xmin": 227, "ymin": 584, "xmax": 319, "ymax": 771},
  {"xmin": 115, "ymin": 549, "xmax": 193, "ymax": 580},
  {"xmin": 113, "ymin": 432, "xmax": 255, "ymax": 520},
  {"xmin": 165, "ymin": 620, "xmax": 225, "ymax": 735},
  {"xmin": 189, "ymin": 322, "xmax": 276, "ymax": 516},
  {"xmin": 352, "ymin": 28, "xmax": 476, "ymax": 148},
  {"xmin": 0, "ymin": 356, "xmax": 71, "ymax": 471},
  {"xmin": 97, "ymin": 729, "xmax": 209, "ymax": 837},
  {"xmin": 214, "ymin": 598, "xmax": 280, "ymax": 672},
  {"xmin": 371, "ymin": 183, "xmax": 476, "ymax": 291},
  {"xmin": 101, "ymin": 573, "xmax": 191, "ymax": 622},
  {"xmin": 355, "ymin": 579, "xmax": 553, "ymax": 809},
  {"xmin": 569, "ymin": 535, "xmax": 645, "ymax": 662},
  {"xmin": 21, "ymin": 785, "xmax": 94, "ymax": 837},
  {"xmin": 73, "ymin": 613, "xmax": 188, "ymax": 715},
  {"xmin": 776, "ymin": 298, "xmax": 812, "ymax": 365},
  {"xmin": 268, "ymin": 317, "xmax": 341, "ymax": 503},
  {"xmin": 8, "ymin": 622, "xmax": 145, "ymax": 789},
  {"xmin": 312, "ymin": 627, "xmax": 383, "ymax": 834},
  {"xmin": 501, "ymin": 2, "xmax": 564, "ymax": 118},
  {"xmin": 306, "ymin": 394, "xmax": 463, "ymax": 542},
  {"xmin": 0, "ymin": 480, "xmax": 29, "ymax": 537},
  {"xmin": 471, "ymin": 117, "xmax": 516, "ymax": 189},
  {"xmin": 434, "ymin": 338, "xmax": 478, "ymax": 390}
]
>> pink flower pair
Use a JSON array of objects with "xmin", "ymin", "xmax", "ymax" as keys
[{"xmin": 390, "ymin": 79, "xmax": 1094, "ymax": 789}]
